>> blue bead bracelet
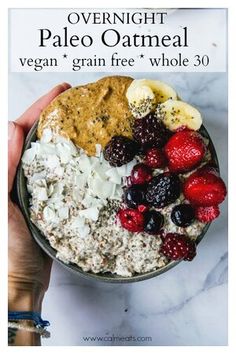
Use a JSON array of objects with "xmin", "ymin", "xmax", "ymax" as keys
[{"xmin": 8, "ymin": 311, "xmax": 50, "ymax": 329}]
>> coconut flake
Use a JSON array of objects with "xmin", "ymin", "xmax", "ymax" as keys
[
  {"xmin": 22, "ymin": 147, "xmax": 37, "ymax": 164},
  {"xmin": 116, "ymin": 165, "xmax": 127, "ymax": 177},
  {"xmin": 105, "ymin": 168, "xmax": 122, "ymax": 184},
  {"xmin": 78, "ymin": 155, "xmax": 92, "ymax": 176},
  {"xmin": 43, "ymin": 206, "xmax": 56, "ymax": 222},
  {"xmin": 95, "ymin": 144, "xmax": 102, "ymax": 157},
  {"xmin": 79, "ymin": 224, "xmax": 90, "ymax": 238},
  {"xmin": 45, "ymin": 155, "xmax": 60, "ymax": 169},
  {"xmin": 30, "ymin": 171, "xmax": 46, "ymax": 183},
  {"xmin": 81, "ymin": 195, "xmax": 102, "ymax": 208},
  {"xmin": 41, "ymin": 129, "xmax": 52, "ymax": 143},
  {"xmin": 54, "ymin": 166, "xmax": 64, "ymax": 177},
  {"xmin": 58, "ymin": 206, "xmax": 69, "ymax": 220},
  {"xmin": 40, "ymin": 143, "xmax": 57, "ymax": 155},
  {"xmin": 56, "ymin": 143, "xmax": 72, "ymax": 164},
  {"xmin": 125, "ymin": 159, "xmax": 137, "ymax": 176},
  {"xmin": 78, "ymin": 207, "xmax": 99, "ymax": 221},
  {"xmin": 35, "ymin": 187, "xmax": 48, "ymax": 201}
]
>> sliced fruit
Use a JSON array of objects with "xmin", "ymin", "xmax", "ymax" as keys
[
  {"xmin": 183, "ymin": 168, "xmax": 227, "ymax": 206},
  {"xmin": 164, "ymin": 130, "xmax": 206, "ymax": 173},
  {"xmin": 158, "ymin": 100, "xmax": 202, "ymax": 131},
  {"xmin": 126, "ymin": 79, "xmax": 177, "ymax": 118}
]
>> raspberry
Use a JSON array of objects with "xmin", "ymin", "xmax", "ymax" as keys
[
  {"xmin": 131, "ymin": 163, "xmax": 153, "ymax": 185},
  {"xmin": 104, "ymin": 136, "xmax": 139, "ymax": 167},
  {"xmin": 195, "ymin": 205, "xmax": 220, "ymax": 223},
  {"xmin": 161, "ymin": 233, "xmax": 196, "ymax": 261},
  {"xmin": 118, "ymin": 208, "xmax": 144, "ymax": 232},
  {"xmin": 183, "ymin": 168, "xmax": 227, "ymax": 206},
  {"xmin": 133, "ymin": 114, "xmax": 170, "ymax": 149},
  {"xmin": 144, "ymin": 148, "xmax": 167, "ymax": 168},
  {"xmin": 165, "ymin": 130, "xmax": 206, "ymax": 173},
  {"xmin": 146, "ymin": 172, "xmax": 181, "ymax": 208}
]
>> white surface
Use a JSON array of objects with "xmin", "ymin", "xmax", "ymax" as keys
[
  {"xmin": 9, "ymin": 71, "xmax": 228, "ymax": 346},
  {"xmin": 9, "ymin": 8, "xmax": 227, "ymax": 72}
]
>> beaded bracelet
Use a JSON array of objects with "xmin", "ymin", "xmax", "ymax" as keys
[{"xmin": 8, "ymin": 312, "xmax": 50, "ymax": 338}]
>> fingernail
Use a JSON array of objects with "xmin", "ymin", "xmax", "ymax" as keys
[
  {"xmin": 60, "ymin": 82, "xmax": 71, "ymax": 90},
  {"xmin": 8, "ymin": 121, "xmax": 16, "ymax": 141}
]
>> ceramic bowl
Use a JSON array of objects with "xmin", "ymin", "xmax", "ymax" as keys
[{"xmin": 16, "ymin": 121, "xmax": 218, "ymax": 283}]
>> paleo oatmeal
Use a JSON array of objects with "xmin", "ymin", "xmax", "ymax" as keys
[{"xmin": 22, "ymin": 76, "xmax": 227, "ymax": 276}]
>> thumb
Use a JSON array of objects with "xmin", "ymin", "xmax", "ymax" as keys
[{"xmin": 8, "ymin": 121, "xmax": 24, "ymax": 193}]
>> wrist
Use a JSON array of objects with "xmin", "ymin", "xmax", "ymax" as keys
[{"xmin": 8, "ymin": 282, "xmax": 45, "ymax": 313}]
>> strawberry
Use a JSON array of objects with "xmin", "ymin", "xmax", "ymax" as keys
[
  {"xmin": 117, "ymin": 208, "xmax": 144, "ymax": 232},
  {"xmin": 183, "ymin": 168, "xmax": 227, "ymax": 206},
  {"xmin": 195, "ymin": 205, "xmax": 220, "ymax": 223},
  {"xmin": 164, "ymin": 130, "xmax": 206, "ymax": 173}
]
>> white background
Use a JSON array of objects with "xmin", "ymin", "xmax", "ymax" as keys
[
  {"xmin": 9, "ymin": 8, "xmax": 227, "ymax": 72},
  {"xmin": 1, "ymin": 0, "xmax": 235, "ymax": 353}
]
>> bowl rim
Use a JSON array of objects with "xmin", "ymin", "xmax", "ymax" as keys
[{"xmin": 16, "ymin": 121, "xmax": 217, "ymax": 283}]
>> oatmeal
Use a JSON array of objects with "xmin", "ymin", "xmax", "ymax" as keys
[
  {"xmin": 21, "ymin": 76, "xmax": 227, "ymax": 277},
  {"xmin": 22, "ymin": 128, "xmax": 209, "ymax": 276}
]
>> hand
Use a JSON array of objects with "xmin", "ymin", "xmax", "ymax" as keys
[{"xmin": 8, "ymin": 83, "xmax": 71, "ymax": 313}]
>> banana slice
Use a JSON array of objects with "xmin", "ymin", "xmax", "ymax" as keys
[
  {"xmin": 126, "ymin": 79, "xmax": 177, "ymax": 118},
  {"xmin": 158, "ymin": 100, "xmax": 202, "ymax": 131}
]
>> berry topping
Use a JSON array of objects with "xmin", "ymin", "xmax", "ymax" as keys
[
  {"xmin": 118, "ymin": 208, "xmax": 144, "ymax": 232},
  {"xmin": 138, "ymin": 205, "xmax": 149, "ymax": 213},
  {"xmin": 123, "ymin": 185, "xmax": 147, "ymax": 209},
  {"xmin": 183, "ymin": 168, "xmax": 227, "ymax": 206},
  {"xmin": 144, "ymin": 210, "xmax": 164, "ymax": 234},
  {"xmin": 131, "ymin": 163, "xmax": 153, "ymax": 185},
  {"xmin": 164, "ymin": 130, "xmax": 206, "ymax": 173},
  {"xmin": 144, "ymin": 147, "xmax": 167, "ymax": 168},
  {"xmin": 196, "ymin": 165, "xmax": 219, "ymax": 177},
  {"xmin": 146, "ymin": 172, "xmax": 181, "ymax": 208},
  {"xmin": 171, "ymin": 204, "xmax": 195, "ymax": 227},
  {"xmin": 161, "ymin": 233, "xmax": 196, "ymax": 261},
  {"xmin": 133, "ymin": 114, "xmax": 170, "ymax": 149},
  {"xmin": 195, "ymin": 205, "xmax": 220, "ymax": 223},
  {"xmin": 104, "ymin": 135, "xmax": 139, "ymax": 167}
]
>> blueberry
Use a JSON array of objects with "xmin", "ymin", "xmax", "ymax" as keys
[
  {"xmin": 123, "ymin": 185, "xmax": 147, "ymax": 209},
  {"xmin": 144, "ymin": 210, "xmax": 164, "ymax": 234},
  {"xmin": 171, "ymin": 204, "xmax": 195, "ymax": 227}
]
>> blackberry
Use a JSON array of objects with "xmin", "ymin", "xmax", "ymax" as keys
[
  {"xmin": 104, "ymin": 136, "xmax": 139, "ymax": 167},
  {"xmin": 123, "ymin": 185, "xmax": 147, "ymax": 209},
  {"xmin": 171, "ymin": 204, "xmax": 195, "ymax": 227},
  {"xmin": 146, "ymin": 172, "xmax": 181, "ymax": 208},
  {"xmin": 144, "ymin": 210, "xmax": 164, "ymax": 234},
  {"xmin": 133, "ymin": 114, "xmax": 170, "ymax": 149},
  {"xmin": 161, "ymin": 233, "xmax": 196, "ymax": 261}
]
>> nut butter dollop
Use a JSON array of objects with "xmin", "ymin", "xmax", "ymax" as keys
[{"xmin": 37, "ymin": 76, "xmax": 134, "ymax": 155}]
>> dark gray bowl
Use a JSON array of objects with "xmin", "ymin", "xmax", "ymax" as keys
[{"xmin": 16, "ymin": 121, "xmax": 218, "ymax": 283}]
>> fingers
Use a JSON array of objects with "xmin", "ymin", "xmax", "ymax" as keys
[
  {"xmin": 8, "ymin": 122, "xmax": 25, "ymax": 193},
  {"xmin": 16, "ymin": 82, "xmax": 71, "ymax": 134}
]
